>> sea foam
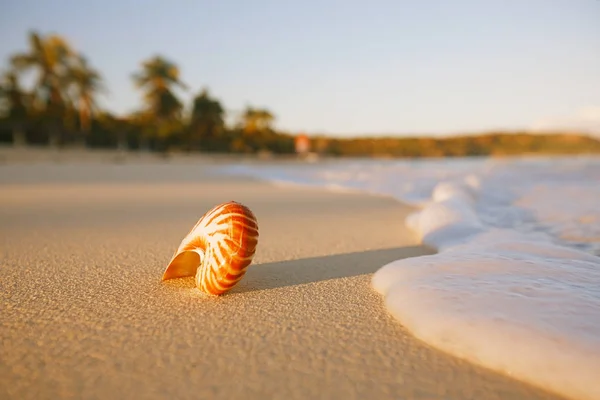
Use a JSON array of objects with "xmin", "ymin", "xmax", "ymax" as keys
[
  {"xmin": 373, "ymin": 178, "xmax": 600, "ymax": 400},
  {"xmin": 222, "ymin": 156, "xmax": 600, "ymax": 400}
]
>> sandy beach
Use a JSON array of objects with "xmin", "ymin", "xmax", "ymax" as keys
[{"xmin": 0, "ymin": 151, "xmax": 566, "ymax": 399}]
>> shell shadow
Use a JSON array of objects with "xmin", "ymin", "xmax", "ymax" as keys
[{"xmin": 229, "ymin": 245, "xmax": 432, "ymax": 295}]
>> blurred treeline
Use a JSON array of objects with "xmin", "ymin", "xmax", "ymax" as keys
[
  {"xmin": 320, "ymin": 132, "xmax": 600, "ymax": 157},
  {"xmin": 1, "ymin": 31, "xmax": 599, "ymax": 158}
]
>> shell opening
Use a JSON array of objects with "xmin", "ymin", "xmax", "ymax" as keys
[{"xmin": 162, "ymin": 249, "xmax": 203, "ymax": 281}]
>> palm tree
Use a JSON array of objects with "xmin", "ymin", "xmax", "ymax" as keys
[
  {"xmin": 241, "ymin": 107, "xmax": 274, "ymax": 134},
  {"xmin": 10, "ymin": 31, "xmax": 74, "ymax": 147},
  {"xmin": 226, "ymin": 106, "xmax": 276, "ymax": 153},
  {"xmin": 132, "ymin": 55, "xmax": 187, "ymax": 150},
  {"xmin": 189, "ymin": 89, "xmax": 225, "ymax": 151},
  {"xmin": 0, "ymin": 70, "xmax": 30, "ymax": 146},
  {"xmin": 68, "ymin": 55, "xmax": 105, "ymax": 142}
]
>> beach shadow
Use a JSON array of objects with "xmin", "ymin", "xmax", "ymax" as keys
[{"xmin": 229, "ymin": 245, "xmax": 432, "ymax": 295}]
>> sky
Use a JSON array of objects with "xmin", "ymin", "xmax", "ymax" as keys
[{"xmin": 1, "ymin": 0, "xmax": 599, "ymax": 137}]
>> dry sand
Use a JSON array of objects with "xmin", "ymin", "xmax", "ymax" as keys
[{"xmin": 0, "ymin": 155, "xmax": 565, "ymax": 399}]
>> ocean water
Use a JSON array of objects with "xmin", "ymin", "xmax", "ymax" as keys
[{"xmin": 222, "ymin": 156, "xmax": 600, "ymax": 400}]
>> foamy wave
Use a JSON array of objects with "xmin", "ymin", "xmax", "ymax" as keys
[
  {"xmin": 408, "ymin": 181, "xmax": 484, "ymax": 250},
  {"xmin": 373, "ymin": 176, "xmax": 600, "ymax": 400}
]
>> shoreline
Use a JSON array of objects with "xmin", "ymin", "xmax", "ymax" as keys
[
  {"xmin": 0, "ymin": 155, "xmax": 570, "ymax": 399},
  {"xmin": 2, "ymin": 145, "xmax": 598, "ymax": 167}
]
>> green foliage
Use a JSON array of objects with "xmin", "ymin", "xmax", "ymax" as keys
[
  {"xmin": 239, "ymin": 107, "xmax": 274, "ymax": 134},
  {"xmin": 68, "ymin": 55, "xmax": 104, "ymax": 133},
  {"xmin": 188, "ymin": 89, "xmax": 225, "ymax": 151},
  {"xmin": 3, "ymin": 31, "xmax": 106, "ymax": 145},
  {"xmin": 320, "ymin": 133, "xmax": 600, "ymax": 158},
  {"xmin": 0, "ymin": 71, "xmax": 29, "ymax": 120},
  {"xmin": 132, "ymin": 55, "xmax": 186, "ymax": 120},
  {"xmin": 11, "ymin": 32, "xmax": 74, "ymax": 120}
]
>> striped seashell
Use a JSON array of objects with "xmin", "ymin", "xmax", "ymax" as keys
[{"xmin": 162, "ymin": 201, "xmax": 259, "ymax": 295}]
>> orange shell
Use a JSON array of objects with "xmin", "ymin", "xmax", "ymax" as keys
[{"xmin": 162, "ymin": 201, "xmax": 259, "ymax": 295}]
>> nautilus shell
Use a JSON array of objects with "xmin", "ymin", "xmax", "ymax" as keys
[{"xmin": 162, "ymin": 201, "xmax": 259, "ymax": 295}]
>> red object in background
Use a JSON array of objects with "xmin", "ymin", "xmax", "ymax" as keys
[{"xmin": 295, "ymin": 134, "xmax": 310, "ymax": 154}]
